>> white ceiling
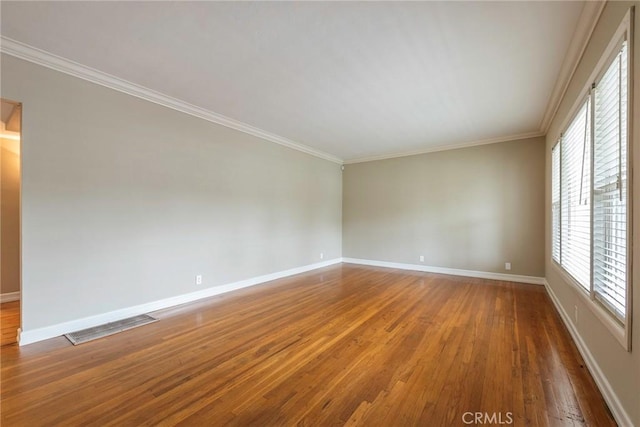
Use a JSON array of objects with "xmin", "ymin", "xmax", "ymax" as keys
[{"xmin": 1, "ymin": 1, "xmax": 586, "ymax": 162}]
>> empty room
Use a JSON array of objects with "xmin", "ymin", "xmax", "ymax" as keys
[{"xmin": 0, "ymin": 1, "xmax": 638, "ymax": 426}]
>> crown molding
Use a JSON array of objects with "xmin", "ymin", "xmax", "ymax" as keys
[
  {"xmin": 343, "ymin": 130, "xmax": 545, "ymax": 164},
  {"xmin": 0, "ymin": 37, "xmax": 343, "ymax": 164},
  {"xmin": 1, "ymin": 32, "xmax": 573, "ymax": 166},
  {"xmin": 539, "ymin": 1, "xmax": 606, "ymax": 133}
]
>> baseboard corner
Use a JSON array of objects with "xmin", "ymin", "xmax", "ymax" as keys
[
  {"xmin": 342, "ymin": 258, "xmax": 545, "ymax": 286},
  {"xmin": 0, "ymin": 291, "xmax": 20, "ymax": 303}
]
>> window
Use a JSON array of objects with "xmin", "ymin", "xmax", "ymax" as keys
[
  {"xmin": 551, "ymin": 145, "xmax": 560, "ymax": 262},
  {"xmin": 593, "ymin": 41, "xmax": 628, "ymax": 320},
  {"xmin": 559, "ymin": 99, "xmax": 591, "ymax": 290},
  {"xmin": 551, "ymin": 26, "xmax": 631, "ymax": 335}
]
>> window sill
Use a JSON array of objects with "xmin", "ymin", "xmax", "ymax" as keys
[{"xmin": 550, "ymin": 260, "xmax": 629, "ymax": 351}]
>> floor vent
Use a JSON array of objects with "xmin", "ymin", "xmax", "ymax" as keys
[{"xmin": 64, "ymin": 314, "xmax": 158, "ymax": 345}]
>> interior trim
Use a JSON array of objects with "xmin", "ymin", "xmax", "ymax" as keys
[
  {"xmin": 539, "ymin": 1, "xmax": 607, "ymax": 132},
  {"xmin": 17, "ymin": 258, "xmax": 342, "ymax": 346},
  {"xmin": 343, "ymin": 131, "xmax": 545, "ymax": 164},
  {"xmin": 342, "ymin": 258, "xmax": 545, "ymax": 285},
  {"xmin": 0, "ymin": 37, "xmax": 343, "ymax": 165},
  {"xmin": 2, "ymin": 27, "xmax": 603, "ymax": 167},
  {"xmin": 543, "ymin": 279, "xmax": 633, "ymax": 427},
  {"xmin": 0, "ymin": 291, "xmax": 20, "ymax": 303}
]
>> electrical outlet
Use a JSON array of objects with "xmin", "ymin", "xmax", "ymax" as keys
[
  {"xmin": 505, "ymin": 262, "xmax": 511, "ymax": 271},
  {"xmin": 419, "ymin": 255, "xmax": 425, "ymax": 262},
  {"xmin": 196, "ymin": 275, "xmax": 202, "ymax": 285},
  {"xmin": 574, "ymin": 305, "xmax": 578, "ymax": 323},
  {"xmin": 320, "ymin": 252, "xmax": 324, "ymax": 260}
]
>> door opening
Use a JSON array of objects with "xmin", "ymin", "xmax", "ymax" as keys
[{"xmin": 1, "ymin": 98, "xmax": 22, "ymax": 346}]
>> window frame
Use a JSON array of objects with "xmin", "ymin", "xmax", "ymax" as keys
[
  {"xmin": 550, "ymin": 9, "xmax": 633, "ymax": 351},
  {"xmin": 551, "ymin": 143, "xmax": 561, "ymax": 263},
  {"xmin": 592, "ymin": 38, "xmax": 629, "ymax": 321},
  {"xmin": 553, "ymin": 95, "xmax": 593, "ymax": 290}
]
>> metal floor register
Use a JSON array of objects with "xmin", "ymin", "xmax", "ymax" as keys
[{"xmin": 64, "ymin": 314, "xmax": 158, "ymax": 345}]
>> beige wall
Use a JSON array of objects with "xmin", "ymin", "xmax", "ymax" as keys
[
  {"xmin": 3, "ymin": 7, "xmax": 638, "ymax": 421},
  {"xmin": 1, "ymin": 141, "xmax": 20, "ymax": 294},
  {"xmin": 343, "ymin": 137, "xmax": 545, "ymax": 277},
  {"xmin": 545, "ymin": 2, "xmax": 640, "ymax": 425},
  {"xmin": 0, "ymin": 54, "xmax": 342, "ymax": 331}
]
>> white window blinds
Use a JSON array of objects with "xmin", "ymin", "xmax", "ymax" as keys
[
  {"xmin": 593, "ymin": 41, "xmax": 628, "ymax": 320},
  {"xmin": 560, "ymin": 99, "xmax": 591, "ymax": 289},
  {"xmin": 551, "ymin": 144, "xmax": 561, "ymax": 262},
  {"xmin": 550, "ymin": 13, "xmax": 631, "ymax": 344}
]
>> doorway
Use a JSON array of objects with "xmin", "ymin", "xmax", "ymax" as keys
[{"xmin": 1, "ymin": 98, "xmax": 21, "ymax": 346}]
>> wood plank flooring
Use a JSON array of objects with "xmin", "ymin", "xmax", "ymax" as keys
[
  {"xmin": 0, "ymin": 264, "xmax": 615, "ymax": 426},
  {"xmin": 0, "ymin": 301, "xmax": 20, "ymax": 347}
]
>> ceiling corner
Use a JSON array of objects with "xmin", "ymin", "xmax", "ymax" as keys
[
  {"xmin": 538, "ymin": 0, "xmax": 607, "ymax": 133},
  {"xmin": 0, "ymin": 36, "xmax": 344, "ymax": 165}
]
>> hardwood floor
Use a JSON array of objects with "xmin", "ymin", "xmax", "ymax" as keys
[
  {"xmin": 1, "ymin": 301, "xmax": 20, "ymax": 347},
  {"xmin": 0, "ymin": 264, "xmax": 614, "ymax": 426}
]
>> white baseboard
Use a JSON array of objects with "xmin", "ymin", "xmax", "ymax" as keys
[
  {"xmin": 543, "ymin": 280, "xmax": 633, "ymax": 427},
  {"xmin": 1, "ymin": 291, "xmax": 20, "ymax": 303},
  {"xmin": 16, "ymin": 260, "xmax": 632, "ymax": 426},
  {"xmin": 18, "ymin": 258, "xmax": 341, "ymax": 346},
  {"xmin": 342, "ymin": 258, "xmax": 545, "ymax": 285}
]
